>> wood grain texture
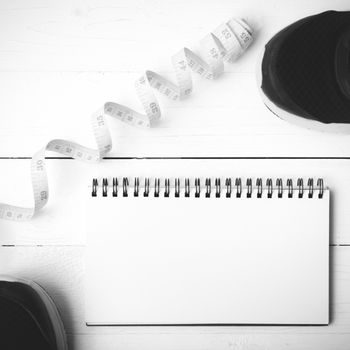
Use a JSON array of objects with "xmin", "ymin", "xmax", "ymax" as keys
[
  {"xmin": 1, "ymin": 0, "xmax": 350, "ymax": 348},
  {"xmin": 1, "ymin": 0, "xmax": 350, "ymax": 156},
  {"xmin": 1, "ymin": 158, "xmax": 350, "ymax": 246},
  {"xmin": 1, "ymin": 245, "xmax": 350, "ymax": 350}
]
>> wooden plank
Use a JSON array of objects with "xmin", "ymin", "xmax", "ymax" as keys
[
  {"xmin": 1, "ymin": 0, "xmax": 348, "ymax": 72},
  {"xmin": 1, "ymin": 72, "xmax": 350, "ymax": 157},
  {"xmin": 1, "ymin": 245, "xmax": 349, "ymax": 350},
  {"xmin": 1, "ymin": 0, "xmax": 350, "ymax": 157},
  {"xmin": 1, "ymin": 158, "xmax": 350, "ymax": 245},
  {"xmin": 2, "ymin": 2, "xmax": 349, "ymax": 349},
  {"xmin": 69, "ymin": 334, "xmax": 350, "ymax": 350}
]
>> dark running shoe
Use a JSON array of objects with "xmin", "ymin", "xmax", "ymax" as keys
[
  {"xmin": 0, "ymin": 276, "xmax": 67, "ymax": 350},
  {"xmin": 258, "ymin": 10, "xmax": 350, "ymax": 132}
]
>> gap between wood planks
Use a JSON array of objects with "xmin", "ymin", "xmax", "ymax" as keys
[
  {"xmin": 1, "ymin": 245, "xmax": 350, "ymax": 247},
  {"xmin": 2, "ymin": 157, "xmax": 350, "ymax": 160}
]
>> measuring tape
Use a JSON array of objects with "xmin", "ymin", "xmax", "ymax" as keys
[{"xmin": 0, "ymin": 18, "xmax": 253, "ymax": 221}]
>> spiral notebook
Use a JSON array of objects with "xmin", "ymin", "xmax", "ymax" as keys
[{"xmin": 85, "ymin": 177, "xmax": 330, "ymax": 325}]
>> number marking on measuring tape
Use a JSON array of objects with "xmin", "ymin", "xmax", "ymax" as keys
[{"xmin": 0, "ymin": 18, "xmax": 253, "ymax": 221}]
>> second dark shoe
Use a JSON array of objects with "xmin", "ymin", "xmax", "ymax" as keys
[{"xmin": 0, "ymin": 276, "xmax": 67, "ymax": 350}]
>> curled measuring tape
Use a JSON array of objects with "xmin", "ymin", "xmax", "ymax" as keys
[{"xmin": 0, "ymin": 18, "xmax": 253, "ymax": 221}]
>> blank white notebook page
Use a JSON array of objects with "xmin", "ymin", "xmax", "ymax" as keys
[{"xmin": 85, "ymin": 189, "xmax": 329, "ymax": 325}]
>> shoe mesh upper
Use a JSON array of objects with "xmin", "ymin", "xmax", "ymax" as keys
[{"xmin": 262, "ymin": 11, "xmax": 350, "ymax": 124}]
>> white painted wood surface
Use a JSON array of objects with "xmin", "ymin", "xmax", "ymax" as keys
[
  {"xmin": 1, "ymin": 0, "xmax": 350, "ymax": 157},
  {"xmin": 1, "ymin": 246, "xmax": 350, "ymax": 350},
  {"xmin": 1, "ymin": 158, "xmax": 350, "ymax": 246},
  {"xmin": 1, "ymin": 158, "xmax": 350, "ymax": 349},
  {"xmin": 1, "ymin": 0, "xmax": 350, "ymax": 349}
]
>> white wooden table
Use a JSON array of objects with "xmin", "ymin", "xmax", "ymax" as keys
[{"xmin": 1, "ymin": 1, "xmax": 350, "ymax": 349}]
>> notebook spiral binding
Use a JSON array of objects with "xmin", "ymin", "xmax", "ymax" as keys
[{"xmin": 92, "ymin": 177, "xmax": 324, "ymax": 199}]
